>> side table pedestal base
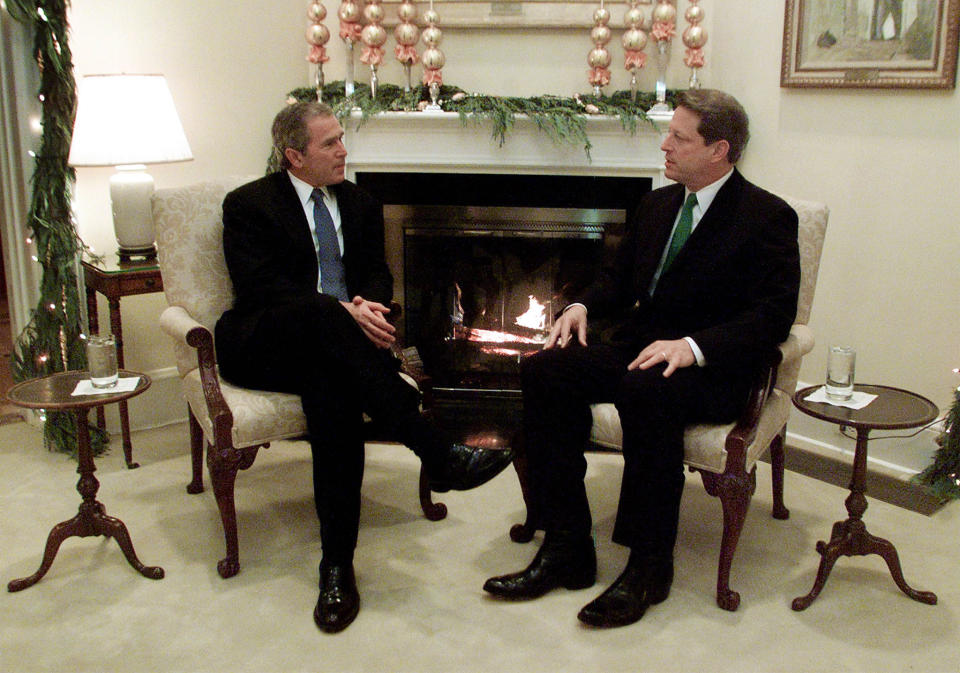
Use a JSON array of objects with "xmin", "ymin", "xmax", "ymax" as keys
[{"xmin": 792, "ymin": 516, "xmax": 938, "ymax": 611}]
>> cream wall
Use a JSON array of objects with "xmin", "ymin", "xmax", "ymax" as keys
[{"xmin": 63, "ymin": 1, "xmax": 958, "ymax": 433}]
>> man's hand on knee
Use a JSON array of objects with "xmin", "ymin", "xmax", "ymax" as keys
[
  {"xmin": 545, "ymin": 304, "xmax": 588, "ymax": 350},
  {"xmin": 629, "ymin": 339, "xmax": 695, "ymax": 377}
]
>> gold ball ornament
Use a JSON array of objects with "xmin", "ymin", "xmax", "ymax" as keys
[
  {"xmin": 363, "ymin": 3, "xmax": 385, "ymax": 24},
  {"xmin": 685, "ymin": 4, "xmax": 705, "ymax": 24},
  {"xmin": 682, "ymin": 24, "xmax": 707, "ymax": 49},
  {"xmin": 395, "ymin": 22, "xmax": 420, "ymax": 46},
  {"xmin": 306, "ymin": 23, "xmax": 331, "ymax": 46},
  {"xmin": 423, "ymin": 9, "xmax": 439, "ymax": 25},
  {"xmin": 422, "ymin": 25, "xmax": 443, "ymax": 47},
  {"xmin": 361, "ymin": 23, "xmax": 387, "ymax": 47},
  {"xmin": 652, "ymin": 2, "xmax": 677, "ymax": 24},
  {"xmin": 307, "ymin": 2, "xmax": 327, "ymax": 22},
  {"xmin": 593, "ymin": 7, "xmax": 610, "ymax": 25},
  {"xmin": 591, "ymin": 25, "xmax": 612, "ymax": 46},
  {"xmin": 422, "ymin": 47, "xmax": 445, "ymax": 70},
  {"xmin": 588, "ymin": 47, "xmax": 612, "ymax": 69},
  {"xmin": 625, "ymin": 7, "xmax": 644, "ymax": 28},
  {"xmin": 338, "ymin": 1, "xmax": 360, "ymax": 23},
  {"xmin": 622, "ymin": 27, "xmax": 647, "ymax": 51},
  {"xmin": 397, "ymin": 2, "xmax": 418, "ymax": 23}
]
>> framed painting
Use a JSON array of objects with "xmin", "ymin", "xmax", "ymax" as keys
[
  {"xmin": 781, "ymin": 0, "xmax": 960, "ymax": 88},
  {"xmin": 380, "ymin": 1, "xmax": 615, "ymax": 29}
]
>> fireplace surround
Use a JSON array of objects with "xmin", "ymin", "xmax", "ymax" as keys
[{"xmin": 344, "ymin": 111, "xmax": 670, "ymax": 435}]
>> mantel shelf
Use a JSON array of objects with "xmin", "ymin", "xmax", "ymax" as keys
[{"xmin": 343, "ymin": 108, "xmax": 672, "ymax": 184}]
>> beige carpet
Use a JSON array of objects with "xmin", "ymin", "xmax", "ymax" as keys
[{"xmin": 1, "ymin": 419, "xmax": 958, "ymax": 673}]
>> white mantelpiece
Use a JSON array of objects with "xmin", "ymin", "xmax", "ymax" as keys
[{"xmin": 343, "ymin": 110, "xmax": 672, "ymax": 183}]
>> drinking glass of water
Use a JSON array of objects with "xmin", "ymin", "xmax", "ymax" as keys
[
  {"xmin": 825, "ymin": 345, "xmax": 855, "ymax": 401},
  {"xmin": 86, "ymin": 334, "xmax": 118, "ymax": 389}
]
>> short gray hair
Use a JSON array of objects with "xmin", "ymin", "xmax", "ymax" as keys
[
  {"xmin": 675, "ymin": 89, "xmax": 750, "ymax": 164},
  {"xmin": 271, "ymin": 101, "xmax": 335, "ymax": 169}
]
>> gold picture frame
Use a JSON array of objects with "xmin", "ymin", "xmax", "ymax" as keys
[
  {"xmin": 380, "ymin": 1, "xmax": 625, "ymax": 29},
  {"xmin": 781, "ymin": 0, "xmax": 960, "ymax": 88}
]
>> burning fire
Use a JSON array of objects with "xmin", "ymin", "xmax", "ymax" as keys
[{"xmin": 514, "ymin": 295, "xmax": 548, "ymax": 331}]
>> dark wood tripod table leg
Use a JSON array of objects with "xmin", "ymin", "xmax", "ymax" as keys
[
  {"xmin": 7, "ymin": 408, "xmax": 164, "ymax": 592},
  {"xmin": 792, "ymin": 427, "xmax": 937, "ymax": 610}
]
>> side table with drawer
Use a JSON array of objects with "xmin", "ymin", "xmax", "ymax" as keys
[{"xmin": 82, "ymin": 257, "xmax": 164, "ymax": 468}]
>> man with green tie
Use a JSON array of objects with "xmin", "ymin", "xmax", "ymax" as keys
[{"xmin": 483, "ymin": 89, "xmax": 801, "ymax": 628}]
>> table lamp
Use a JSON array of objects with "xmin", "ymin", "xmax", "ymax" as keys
[{"xmin": 69, "ymin": 74, "xmax": 193, "ymax": 261}]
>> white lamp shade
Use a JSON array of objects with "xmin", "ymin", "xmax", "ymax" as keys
[
  {"xmin": 70, "ymin": 74, "xmax": 192, "ymax": 258},
  {"xmin": 69, "ymin": 74, "xmax": 193, "ymax": 166}
]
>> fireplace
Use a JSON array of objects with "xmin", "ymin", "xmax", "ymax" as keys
[
  {"xmin": 345, "ymin": 112, "xmax": 668, "ymax": 436},
  {"xmin": 356, "ymin": 170, "xmax": 650, "ymax": 435}
]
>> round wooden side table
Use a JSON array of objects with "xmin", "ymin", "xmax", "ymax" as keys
[
  {"xmin": 790, "ymin": 383, "xmax": 938, "ymax": 611},
  {"xmin": 6, "ymin": 370, "xmax": 164, "ymax": 592}
]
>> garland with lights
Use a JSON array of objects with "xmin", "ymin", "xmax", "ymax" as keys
[
  {"xmin": 6, "ymin": 0, "xmax": 106, "ymax": 455},
  {"xmin": 915, "ymin": 370, "xmax": 960, "ymax": 500},
  {"xmin": 279, "ymin": 81, "xmax": 677, "ymax": 168}
]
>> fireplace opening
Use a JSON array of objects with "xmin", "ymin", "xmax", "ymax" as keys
[
  {"xmin": 356, "ymin": 171, "xmax": 651, "ymax": 438},
  {"xmin": 397, "ymin": 205, "xmax": 616, "ymax": 393}
]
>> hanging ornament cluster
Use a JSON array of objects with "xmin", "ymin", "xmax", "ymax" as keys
[
  {"xmin": 360, "ymin": 0, "xmax": 387, "ymax": 96},
  {"xmin": 649, "ymin": 0, "xmax": 676, "ymax": 111},
  {"xmin": 421, "ymin": 1, "xmax": 445, "ymax": 109},
  {"xmin": 622, "ymin": 1, "xmax": 649, "ymax": 101},
  {"xmin": 394, "ymin": 1, "xmax": 421, "ymax": 92},
  {"xmin": 305, "ymin": 2, "xmax": 331, "ymax": 101},
  {"xmin": 338, "ymin": 0, "xmax": 363, "ymax": 96},
  {"xmin": 588, "ymin": 2, "xmax": 612, "ymax": 94},
  {"xmin": 682, "ymin": 0, "xmax": 707, "ymax": 89}
]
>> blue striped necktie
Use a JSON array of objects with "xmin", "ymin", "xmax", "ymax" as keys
[{"xmin": 311, "ymin": 188, "xmax": 349, "ymax": 301}]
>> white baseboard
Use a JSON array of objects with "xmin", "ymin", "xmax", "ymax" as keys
[{"xmin": 102, "ymin": 366, "xmax": 189, "ymax": 432}]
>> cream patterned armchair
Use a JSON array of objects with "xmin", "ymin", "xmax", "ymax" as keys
[
  {"xmin": 509, "ymin": 194, "xmax": 828, "ymax": 611},
  {"xmin": 153, "ymin": 179, "xmax": 445, "ymax": 579}
]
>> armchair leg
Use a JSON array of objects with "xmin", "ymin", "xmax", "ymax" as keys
[
  {"xmin": 769, "ymin": 429, "xmax": 790, "ymax": 520},
  {"xmin": 207, "ymin": 444, "xmax": 260, "ymax": 579},
  {"xmin": 700, "ymin": 468, "xmax": 756, "ymax": 612},
  {"xmin": 418, "ymin": 467, "xmax": 448, "ymax": 521},
  {"xmin": 186, "ymin": 408, "xmax": 204, "ymax": 494}
]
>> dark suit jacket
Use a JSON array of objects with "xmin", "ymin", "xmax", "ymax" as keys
[
  {"xmin": 577, "ymin": 169, "xmax": 801, "ymax": 377},
  {"xmin": 216, "ymin": 171, "xmax": 392, "ymax": 358}
]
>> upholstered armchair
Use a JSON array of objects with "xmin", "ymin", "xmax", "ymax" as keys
[
  {"xmin": 153, "ymin": 179, "xmax": 445, "ymax": 579},
  {"xmin": 509, "ymin": 194, "xmax": 829, "ymax": 611}
]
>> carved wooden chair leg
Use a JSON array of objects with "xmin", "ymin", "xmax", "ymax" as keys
[
  {"xmin": 769, "ymin": 428, "xmax": 790, "ymax": 520},
  {"xmin": 186, "ymin": 408, "xmax": 204, "ymax": 494},
  {"xmin": 208, "ymin": 451, "xmax": 243, "ymax": 579},
  {"xmin": 706, "ymin": 469, "xmax": 756, "ymax": 612},
  {"xmin": 418, "ymin": 467, "xmax": 448, "ymax": 520}
]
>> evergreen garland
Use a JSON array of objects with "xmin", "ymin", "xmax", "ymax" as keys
[
  {"xmin": 6, "ymin": 0, "xmax": 106, "ymax": 455},
  {"xmin": 279, "ymin": 81, "xmax": 678, "ymax": 170},
  {"xmin": 915, "ymin": 376, "xmax": 960, "ymax": 500}
]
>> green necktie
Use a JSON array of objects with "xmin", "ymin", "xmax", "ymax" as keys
[{"xmin": 662, "ymin": 192, "xmax": 697, "ymax": 273}]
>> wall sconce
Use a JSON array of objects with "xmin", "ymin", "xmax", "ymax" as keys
[{"xmin": 69, "ymin": 74, "xmax": 193, "ymax": 261}]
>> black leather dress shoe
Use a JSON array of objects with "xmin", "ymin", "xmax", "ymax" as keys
[
  {"xmin": 313, "ymin": 563, "xmax": 360, "ymax": 633},
  {"xmin": 428, "ymin": 443, "xmax": 514, "ymax": 493},
  {"xmin": 577, "ymin": 556, "xmax": 673, "ymax": 628},
  {"xmin": 483, "ymin": 533, "xmax": 596, "ymax": 600}
]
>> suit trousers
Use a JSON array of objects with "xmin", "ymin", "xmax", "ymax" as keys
[
  {"xmin": 219, "ymin": 294, "xmax": 446, "ymax": 564},
  {"xmin": 520, "ymin": 342, "xmax": 751, "ymax": 557}
]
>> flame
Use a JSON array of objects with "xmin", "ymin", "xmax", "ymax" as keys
[{"xmin": 514, "ymin": 295, "xmax": 547, "ymax": 331}]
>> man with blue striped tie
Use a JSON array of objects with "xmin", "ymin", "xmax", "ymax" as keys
[{"xmin": 215, "ymin": 101, "xmax": 513, "ymax": 633}]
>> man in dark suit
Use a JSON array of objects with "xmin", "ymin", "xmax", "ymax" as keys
[
  {"xmin": 483, "ymin": 90, "xmax": 801, "ymax": 628},
  {"xmin": 215, "ymin": 101, "xmax": 513, "ymax": 633}
]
